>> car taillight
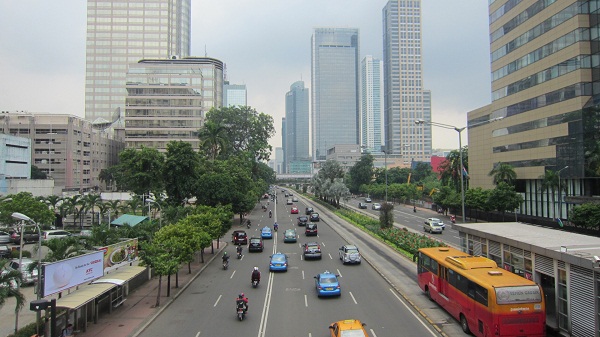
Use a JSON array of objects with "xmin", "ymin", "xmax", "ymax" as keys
[{"xmin": 336, "ymin": 285, "xmax": 340, "ymax": 289}]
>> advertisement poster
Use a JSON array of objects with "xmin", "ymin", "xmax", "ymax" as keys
[
  {"xmin": 98, "ymin": 238, "xmax": 139, "ymax": 272},
  {"xmin": 42, "ymin": 251, "xmax": 104, "ymax": 297}
]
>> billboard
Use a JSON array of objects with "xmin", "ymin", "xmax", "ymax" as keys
[
  {"xmin": 97, "ymin": 238, "xmax": 139, "ymax": 272},
  {"xmin": 42, "ymin": 251, "xmax": 104, "ymax": 297}
]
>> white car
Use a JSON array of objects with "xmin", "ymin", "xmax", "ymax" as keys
[
  {"xmin": 339, "ymin": 245, "xmax": 361, "ymax": 264},
  {"xmin": 424, "ymin": 221, "xmax": 443, "ymax": 234},
  {"xmin": 372, "ymin": 203, "xmax": 381, "ymax": 210},
  {"xmin": 41, "ymin": 230, "xmax": 72, "ymax": 241},
  {"xmin": 426, "ymin": 217, "xmax": 445, "ymax": 230}
]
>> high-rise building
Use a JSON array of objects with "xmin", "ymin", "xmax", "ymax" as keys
[
  {"xmin": 361, "ymin": 56, "xmax": 384, "ymax": 154},
  {"xmin": 285, "ymin": 81, "xmax": 310, "ymax": 173},
  {"xmin": 469, "ymin": 0, "xmax": 600, "ymax": 218},
  {"xmin": 281, "ymin": 117, "xmax": 286, "ymax": 173},
  {"xmin": 382, "ymin": 0, "xmax": 431, "ymax": 160},
  {"xmin": 224, "ymin": 83, "xmax": 247, "ymax": 107},
  {"xmin": 124, "ymin": 57, "xmax": 224, "ymax": 151},
  {"xmin": 311, "ymin": 28, "xmax": 360, "ymax": 161},
  {"xmin": 85, "ymin": 0, "xmax": 191, "ymax": 124}
]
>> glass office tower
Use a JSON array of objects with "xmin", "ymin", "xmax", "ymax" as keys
[
  {"xmin": 224, "ymin": 83, "xmax": 247, "ymax": 107},
  {"xmin": 311, "ymin": 28, "xmax": 360, "ymax": 161},
  {"xmin": 85, "ymin": 0, "xmax": 191, "ymax": 124},
  {"xmin": 361, "ymin": 56, "xmax": 384, "ymax": 154},
  {"xmin": 285, "ymin": 81, "xmax": 310, "ymax": 173},
  {"xmin": 383, "ymin": 0, "xmax": 431, "ymax": 160}
]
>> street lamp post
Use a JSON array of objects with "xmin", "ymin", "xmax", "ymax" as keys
[
  {"xmin": 557, "ymin": 165, "xmax": 569, "ymax": 219},
  {"xmin": 416, "ymin": 117, "xmax": 503, "ymax": 223},
  {"xmin": 145, "ymin": 198, "xmax": 162, "ymax": 228},
  {"xmin": 11, "ymin": 212, "xmax": 42, "ymax": 335}
]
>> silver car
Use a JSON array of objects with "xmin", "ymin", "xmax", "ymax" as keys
[
  {"xmin": 0, "ymin": 231, "xmax": 11, "ymax": 244},
  {"xmin": 424, "ymin": 221, "xmax": 444, "ymax": 234},
  {"xmin": 8, "ymin": 258, "xmax": 39, "ymax": 285}
]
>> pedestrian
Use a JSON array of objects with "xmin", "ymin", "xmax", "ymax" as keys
[{"xmin": 61, "ymin": 323, "xmax": 75, "ymax": 337}]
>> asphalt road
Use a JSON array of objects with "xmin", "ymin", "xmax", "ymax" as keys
[{"xmin": 138, "ymin": 190, "xmax": 443, "ymax": 337}]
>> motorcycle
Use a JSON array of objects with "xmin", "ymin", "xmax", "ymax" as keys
[
  {"xmin": 269, "ymin": 211, "xmax": 272, "ymax": 218},
  {"xmin": 252, "ymin": 279, "xmax": 259, "ymax": 288},
  {"xmin": 223, "ymin": 259, "xmax": 229, "ymax": 270},
  {"xmin": 236, "ymin": 301, "xmax": 246, "ymax": 321},
  {"xmin": 237, "ymin": 251, "xmax": 243, "ymax": 259},
  {"xmin": 247, "ymin": 221, "xmax": 251, "ymax": 229},
  {"xmin": 450, "ymin": 215, "xmax": 456, "ymax": 224},
  {"xmin": 273, "ymin": 225, "xmax": 278, "ymax": 232}
]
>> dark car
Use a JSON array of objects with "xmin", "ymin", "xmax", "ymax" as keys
[
  {"xmin": 309, "ymin": 213, "xmax": 320, "ymax": 222},
  {"xmin": 305, "ymin": 207, "xmax": 314, "ymax": 215},
  {"xmin": 231, "ymin": 230, "xmax": 248, "ymax": 245},
  {"xmin": 303, "ymin": 242, "xmax": 322, "ymax": 260},
  {"xmin": 248, "ymin": 237, "xmax": 264, "ymax": 252},
  {"xmin": 297, "ymin": 216, "xmax": 308, "ymax": 226},
  {"xmin": 10, "ymin": 230, "xmax": 40, "ymax": 244},
  {"xmin": 0, "ymin": 245, "xmax": 11, "ymax": 259},
  {"xmin": 305, "ymin": 223, "xmax": 318, "ymax": 236},
  {"xmin": 358, "ymin": 202, "xmax": 367, "ymax": 209}
]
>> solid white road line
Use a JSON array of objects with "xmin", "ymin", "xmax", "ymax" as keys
[
  {"xmin": 230, "ymin": 270, "xmax": 236, "ymax": 279},
  {"xmin": 304, "ymin": 294, "xmax": 308, "ymax": 307},
  {"xmin": 349, "ymin": 291, "xmax": 357, "ymax": 304},
  {"xmin": 213, "ymin": 294, "xmax": 221, "ymax": 307},
  {"xmin": 257, "ymin": 269, "xmax": 275, "ymax": 337},
  {"xmin": 336, "ymin": 269, "xmax": 342, "ymax": 278},
  {"xmin": 389, "ymin": 289, "xmax": 439, "ymax": 336}
]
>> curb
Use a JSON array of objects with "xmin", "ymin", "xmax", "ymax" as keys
[{"xmin": 129, "ymin": 243, "xmax": 227, "ymax": 337}]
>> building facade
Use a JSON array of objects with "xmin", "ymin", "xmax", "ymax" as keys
[
  {"xmin": 468, "ymin": 0, "xmax": 600, "ymax": 220},
  {"xmin": 285, "ymin": 81, "xmax": 310, "ymax": 173},
  {"xmin": 0, "ymin": 112, "xmax": 124, "ymax": 194},
  {"xmin": 325, "ymin": 144, "xmax": 363, "ymax": 172},
  {"xmin": 311, "ymin": 28, "xmax": 360, "ymax": 161},
  {"xmin": 85, "ymin": 0, "xmax": 191, "ymax": 124},
  {"xmin": 223, "ymin": 83, "xmax": 247, "ymax": 107},
  {"xmin": 382, "ymin": 0, "xmax": 432, "ymax": 160},
  {"xmin": 124, "ymin": 57, "xmax": 223, "ymax": 151},
  {"xmin": 361, "ymin": 56, "xmax": 384, "ymax": 154},
  {"xmin": 281, "ymin": 117, "xmax": 287, "ymax": 173}
]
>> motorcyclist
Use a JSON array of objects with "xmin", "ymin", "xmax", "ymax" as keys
[
  {"xmin": 273, "ymin": 222, "xmax": 278, "ymax": 231},
  {"xmin": 236, "ymin": 293, "xmax": 249, "ymax": 313},
  {"xmin": 237, "ymin": 245, "xmax": 243, "ymax": 257},
  {"xmin": 269, "ymin": 210, "xmax": 272, "ymax": 218},
  {"xmin": 251, "ymin": 267, "xmax": 261, "ymax": 284},
  {"xmin": 413, "ymin": 206, "xmax": 417, "ymax": 213},
  {"xmin": 222, "ymin": 252, "xmax": 230, "ymax": 264}
]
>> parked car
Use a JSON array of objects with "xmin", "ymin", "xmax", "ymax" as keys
[
  {"xmin": 0, "ymin": 245, "xmax": 11, "ymax": 259},
  {"xmin": 283, "ymin": 229, "xmax": 297, "ymax": 243},
  {"xmin": 297, "ymin": 216, "xmax": 308, "ymax": 226},
  {"xmin": 303, "ymin": 242, "xmax": 322, "ymax": 260},
  {"xmin": 309, "ymin": 213, "xmax": 320, "ymax": 222},
  {"xmin": 305, "ymin": 223, "xmax": 318, "ymax": 236},
  {"xmin": 426, "ymin": 217, "xmax": 445, "ymax": 230},
  {"xmin": 371, "ymin": 203, "xmax": 382, "ymax": 210},
  {"xmin": 41, "ymin": 230, "xmax": 72, "ymax": 241},
  {"xmin": 358, "ymin": 202, "xmax": 367, "ymax": 209},
  {"xmin": 8, "ymin": 258, "xmax": 38, "ymax": 284},
  {"xmin": 269, "ymin": 253, "xmax": 288, "ymax": 271},
  {"xmin": 305, "ymin": 207, "xmax": 314, "ymax": 215},
  {"xmin": 339, "ymin": 245, "xmax": 361, "ymax": 264},
  {"xmin": 78, "ymin": 230, "xmax": 93, "ymax": 237},
  {"xmin": 248, "ymin": 237, "xmax": 264, "ymax": 252},
  {"xmin": 10, "ymin": 230, "xmax": 40, "ymax": 244},
  {"xmin": 261, "ymin": 226, "xmax": 273, "ymax": 239},
  {"xmin": 0, "ymin": 231, "xmax": 11, "ymax": 244},
  {"xmin": 232, "ymin": 230, "xmax": 248, "ymax": 245},
  {"xmin": 424, "ymin": 221, "xmax": 443, "ymax": 234},
  {"xmin": 328, "ymin": 319, "xmax": 369, "ymax": 337},
  {"xmin": 314, "ymin": 271, "xmax": 341, "ymax": 297}
]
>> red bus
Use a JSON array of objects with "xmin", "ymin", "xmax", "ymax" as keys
[{"xmin": 418, "ymin": 247, "xmax": 545, "ymax": 337}]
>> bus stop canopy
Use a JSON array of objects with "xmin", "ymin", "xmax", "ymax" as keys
[
  {"xmin": 110, "ymin": 214, "xmax": 148, "ymax": 227},
  {"xmin": 55, "ymin": 283, "xmax": 115, "ymax": 310}
]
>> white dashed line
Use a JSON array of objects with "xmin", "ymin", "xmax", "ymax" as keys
[
  {"xmin": 213, "ymin": 294, "xmax": 222, "ymax": 307},
  {"xmin": 349, "ymin": 291, "xmax": 357, "ymax": 304}
]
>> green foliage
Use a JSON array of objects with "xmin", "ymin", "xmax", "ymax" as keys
[
  {"xmin": 379, "ymin": 203, "xmax": 394, "ymax": 228},
  {"xmin": 0, "ymin": 192, "xmax": 55, "ymax": 227},
  {"xmin": 6, "ymin": 321, "xmax": 44, "ymax": 337},
  {"xmin": 487, "ymin": 182, "xmax": 523, "ymax": 215},
  {"xmin": 438, "ymin": 147, "xmax": 467, "ymax": 192},
  {"xmin": 411, "ymin": 162, "xmax": 434, "ymax": 183},
  {"xmin": 163, "ymin": 141, "xmax": 200, "ymax": 206},
  {"xmin": 42, "ymin": 236, "xmax": 85, "ymax": 262},
  {"xmin": 568, "ymin": 203, "xmax": 600, "ymax": 229},
  {"xmin": 318, "ymin": 160, "xmax": 345, "ymax": 183},
  {"xmin": 347, "ymin": 154, "xmax": 374, "ymax": 193},
  {"xmin": 30, "ymin": 165, "xmax": 47, "ymax": 179},
  {"xmin": 488, "ymin": 162, "xmax": 517, "ymax": 186},
  {"xmin": 154, "ymin": 221, "xmax": 203, "ymax": 266},
  {"xmin": 0, "ymin": 259, "xmax": 25, "ymax": 311},
  {"xmin": 432, "ymin": 186, "xmax": 460, "ymax": 212},
  {"xmin": 465, "ymin": 187, "xmax": 492, "ymax": 212},
  {"xmin": 115, "ymin": 147, "xmax": 165, "ymax": 196}
]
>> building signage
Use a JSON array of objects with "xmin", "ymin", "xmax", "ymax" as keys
[
  {"xmin": 42, "ymin": 251, "xmax": 104, "ymax": 297},
  {"xmin": 98, "ymin": 238, "xmax": 138, "ymax": 272}
]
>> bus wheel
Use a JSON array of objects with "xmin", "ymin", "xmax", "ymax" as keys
[
  {"xmin": 460, "ymin": 314, "xmax": 470, "ymax": 334},
  {"xmin": 425, "ymin": 287, "xmax": 433, "ymax": 301}
]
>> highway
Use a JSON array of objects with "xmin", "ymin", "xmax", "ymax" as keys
[{"xmin": 138, "ymin": 189, "xmax": 445, "ymax": 337}]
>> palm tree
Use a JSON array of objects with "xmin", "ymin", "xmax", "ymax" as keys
[
  {"xmin": 41, "ymin": 237, "xmax": 85, "ymax": 262},
  {"xmin": 0, "ymin": 259, "xmax": 25, "ymax": 311},
  {"xmin": 44, "ymin": 195, "xmax": 62, "ymax": 212},
  {"xmin": 82, "ymin": 194, "xmax": 103, "ymax": 226},
  {"xmin": 198, "ymin": 120, "xmax": 227, "ymax": 160},
  {"xmin": 126, "ymin": 197, "xmax": 144, "ymax": 215},
  {"xmin": 539, "ymin": 169, "xmax": 565, "ymax": 218},
  {"xmin": 488, "ymin": 162, "xmax": 517, "ymax": 186}
]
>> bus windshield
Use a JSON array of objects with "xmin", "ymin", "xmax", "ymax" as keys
[{"xmin": 495, "ymin": 285, "xmax": 542, "ymax": 304}]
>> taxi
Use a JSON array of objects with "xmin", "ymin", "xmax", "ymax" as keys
[{"xmin": 328, "ymin": 319, "xmax": 368, "ymax": 337}]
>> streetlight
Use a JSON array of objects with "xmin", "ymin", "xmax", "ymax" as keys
[
  {"xmin": 11, "ymin": 212, "xmax": 42, "ymax": 335},
  {"xmin": 557, "ymin": 166, "xmax": 569, "ymax": 219},
  {"xmin": 145, "ymin": 198, "xmax": 162, "ymax": 228},
  {"xmin": 380, "ymin": 145, "xmax": 388, "ymax": 203},
  {"xmin": 416, "ymin": 117, "xmax": 503, "ymax": 223}
]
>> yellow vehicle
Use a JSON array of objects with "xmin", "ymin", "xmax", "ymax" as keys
[{"xmin": 328, "ymin": 319, "xmax": 368, "ymax": 337}]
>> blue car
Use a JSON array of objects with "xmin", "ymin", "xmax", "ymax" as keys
[
  {"xmin": 261, "ymin": 226, "xmax": 272, "ymax": 239},
  {"xmin": 314, "ymin": 271, "xmax": 341, "ymax": 297},
  {"xmin": 269, "ymin": 253, "xmax": 288, "ymax": 271}
]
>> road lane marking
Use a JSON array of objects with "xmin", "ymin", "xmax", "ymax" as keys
[
  {"xmin": 389, "ymin": 289, "xmax": 439, "ymax": 336},
  {"xmin": 321, "ymin": 242, "xmax": 326, "ymax": 247},
  {"xmin": 349, "ymin": 291, "xmax": 357, "ymax": 304},
  {"xmin": 195, "ymin": 332, "xmax": 201, "ymax": 337},
  {"xmin": 230, "ymin": 270, "xmax": 236, "ymax": 279},
  {"xmin": 257, "ymin": 268, "xmax": 275, "ymax": 337},
  {"xmin": 336, "ymin": 269, "xmax": 342, "ymax": 277},
  {"xmin": 302, "ymin": 270, "xmax": 305, "ymax": 279},
  {"xmin": 304, "ymin": 294, "xmax": 308, "ymax": 307},
  {"xmin": 328, "ymin": 253, "xmax": 333, "ymax": 260},
  {"xmin": 370, "ymin": 329, "xmax": 377, "ymax": 337},
  {"xmin": 213, "ymin": 294, "xmax": 221, "ymax": 307}
]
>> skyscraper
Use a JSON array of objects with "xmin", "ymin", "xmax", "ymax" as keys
[
  {"xmin": 285, "ymin": 81, "xmax": 310, "ymax": 173},
  {"xmin": 382, "ymin": 0, "xmax": 431, "ymax": 160},
  {"xmin": 281, "ymin": 117, "xmax": 286, "ymax": 173},
  {"xmin": 361, "ymin": 56, "xmax": 384, "ymax": 154},
  {"xmin": 224, "ymin": 83, "xmax": 247, "ymax": 107},
  {"xmin": 85, "ymin": 0, "xmax": 191, "ymax": 124},
  {"xmin": 311, "ymin": 28, "xmax": 360, "ymax": 161}
]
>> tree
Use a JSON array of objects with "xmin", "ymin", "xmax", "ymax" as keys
[
  {"xmin": 197, "ymin": 120, "xmax": 227, "ymax": 161},
  {"xmin": 0, "ymin": 192, "xmax": 55, "ymax": 227},
  {"xmin": 411, "ymin": 162, "xmax": 434, "ymax": 183},
  {"xmin": 569, "ymin": 203, "xmax": 600, "ymax": 229},
  {"xmin": 31, "ymin": 165, "xmax": 47, "ymax": 179},
  {"xmin": 99, "ymin": 166, "xmax": 118, "ymax": 191},
  {"xmin": 0, "ymin": 259, "xmax": 25, "ymax": 311},
  {"xmin": 438, "ymin": 148, "xmax": 467, "ymax": 192},
  {"xmin": 487, "ymin": 182, "xmax": 523, "ymax": 221},
  {"xmin": 347, "ymin": 154, "xmax": 374, "ymax": 193},
  {"xmin": 379, "ymin": 202, "xmax": 394, "ymax": 228},
  {"xmin": 465, "ymin": 187, "xmax": 492, "ymax": 221},
  {"xmin": 42, "ymin": 236, "xmax": 85, "ymax": 262},
  {"xmin": 163, "ymin": 141, "xmax": 200, "ymax": 206},
  {"xmin": 139, "ymin": 240, "xmax": 180, "ymax": 307},
  {"xmin": 179, "ymin": 212, "xmax": 222, "ymax": 253},
  {"xmin": 489, "ymin": 162, "xmax": 517, "ymax": 186},
  {"xmin": 327, "ymin": 178, "xmax": 351, "ymax": 208},
  {"xmin": 204, "ymin": 106, "xmax": 275, "ymax": 161},
  {"xmin": 115, "ymin": 147, "xmax": 165, "ymax": 196},
  {"xmin": 538, "ymin": 169, "xmax": 563, "ymax": 218},
  {"xmin": 82, "ymin": 193, "xmax": 102, "ymax": 226},
  {"xmin": 432, "ymin": 186, "xmax": 461, "ymax": 214},
  {"xmin": 319, "ymin": 160, "xmax": 345, "ymax": 183}
]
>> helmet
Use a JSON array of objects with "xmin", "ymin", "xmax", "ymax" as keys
[
  {"xmin": 254, "ymin": 267, "xmax": 258, "ymax": 271},
  {"xmin": 239, "ymin": 293, "xmax": 245, "ymax": 298},
  {"xmin": 224, "ymin": 252, "xmax": 228, "ymax": 255}
]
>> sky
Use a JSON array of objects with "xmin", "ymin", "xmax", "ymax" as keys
[{"xmin": 0, "ymin": 1, "xmax": 491, "ymax": 152}]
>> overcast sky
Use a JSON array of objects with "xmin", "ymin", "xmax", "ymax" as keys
[{"xmin": 0, "ymin": 1, "xmax": 490, "ymax": 152}]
